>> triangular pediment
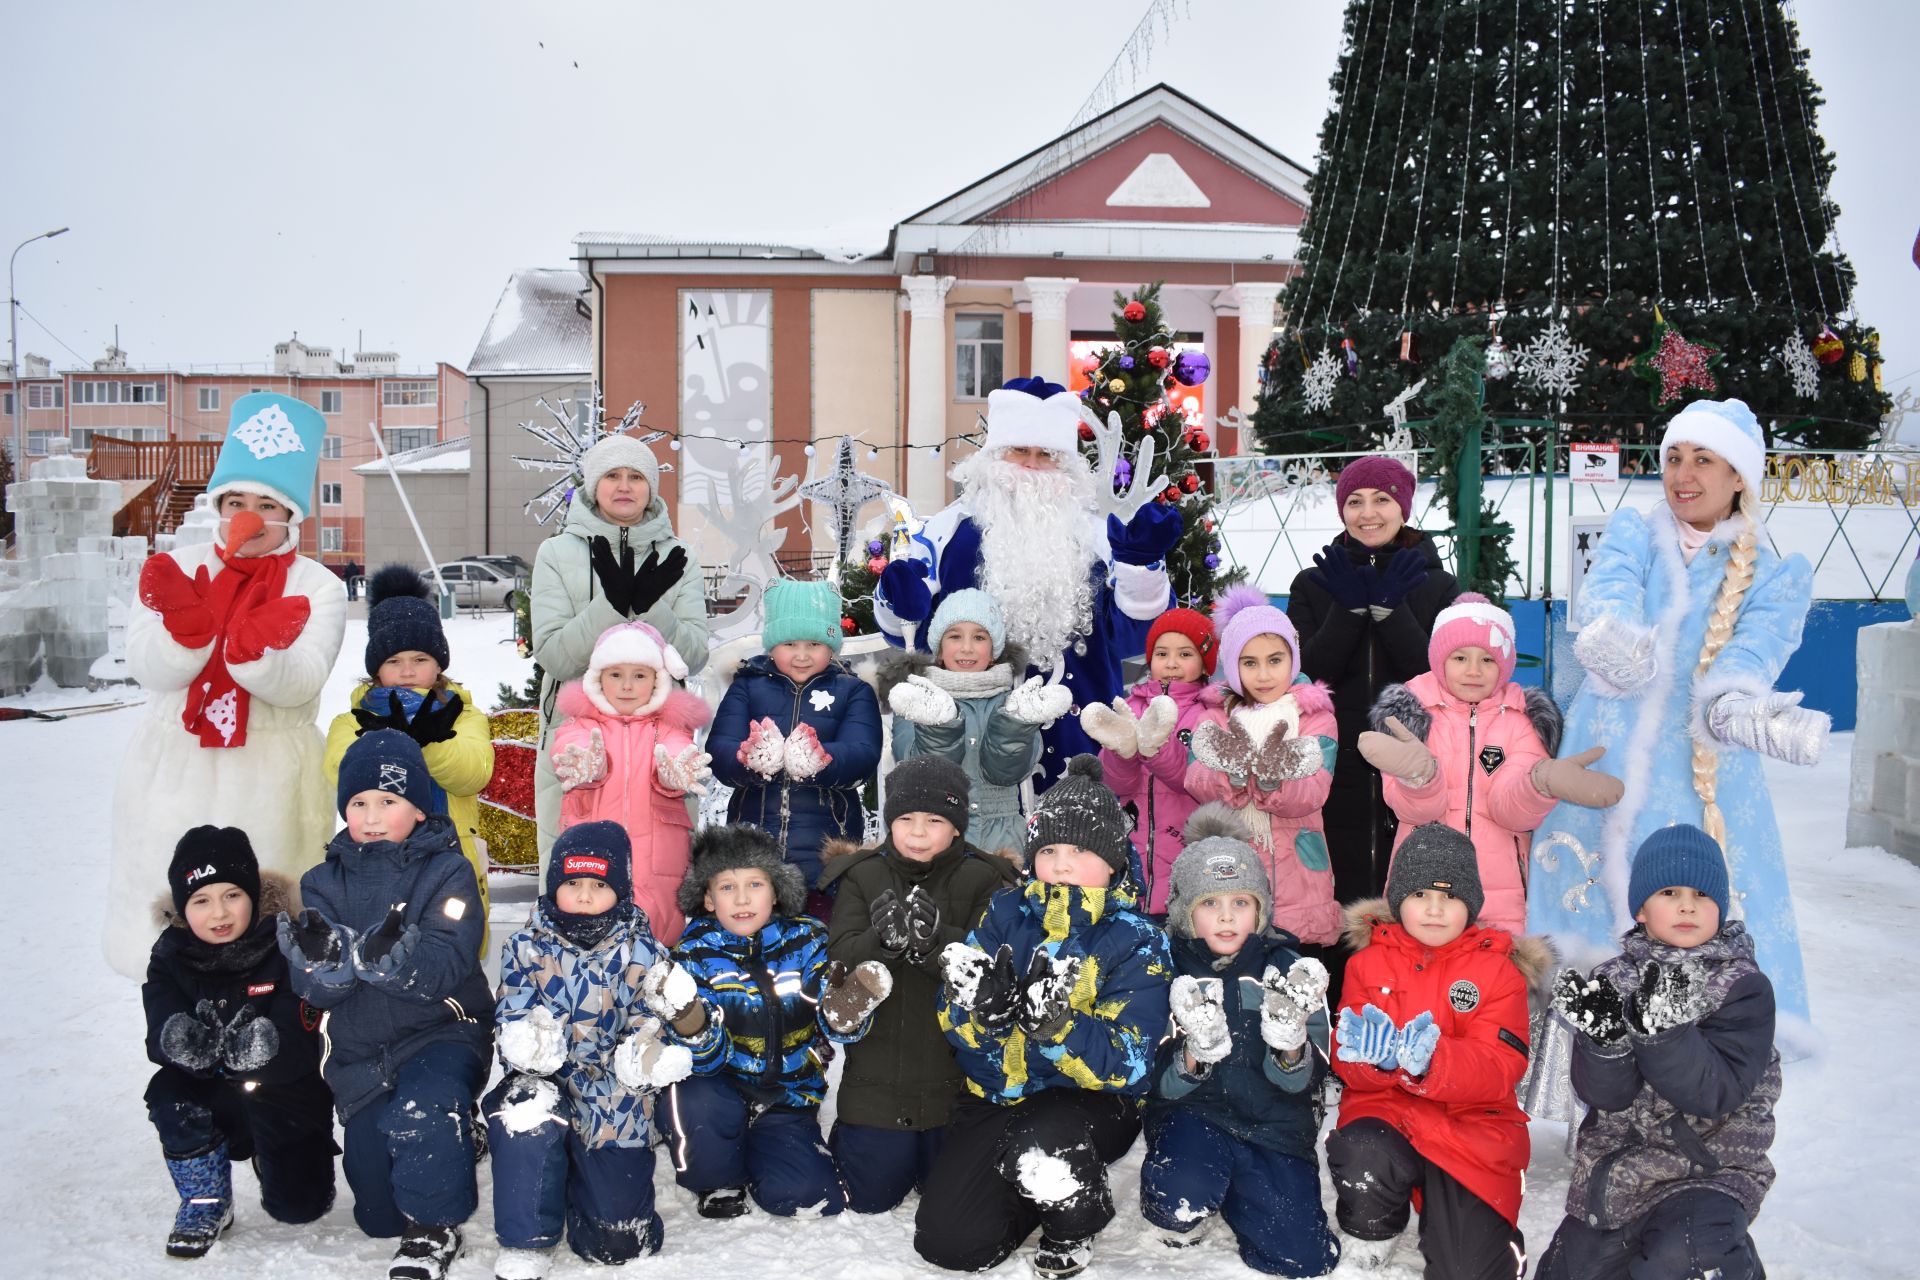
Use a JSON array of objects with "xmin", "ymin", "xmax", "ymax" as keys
[{"xmin": 1107, "ymin": 153, "xmax": 1210, "ymax": 207}]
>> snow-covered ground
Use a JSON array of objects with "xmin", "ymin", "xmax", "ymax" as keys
[{"xmin": 3, "ymin": 610, "xmax": 1915, "ymax": 1278}]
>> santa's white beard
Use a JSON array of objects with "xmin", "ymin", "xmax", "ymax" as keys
[{"xmin": 952, "ymin": 451, "xmax": 1101, "ymax": 667}]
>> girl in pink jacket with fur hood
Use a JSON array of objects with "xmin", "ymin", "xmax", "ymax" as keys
[
  {"xmin": 1358, "ymin": 593, "xmax": 1623, "ymax": 935},
  {"xmin": 1183, "ymin": 587, "xmax": 1344, "ymax": 946},
  {"xmin": 550, "ymin": 621, "xmax": 714, "ymax": 944}
]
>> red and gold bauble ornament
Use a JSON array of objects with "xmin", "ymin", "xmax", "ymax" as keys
[{"xmin": 1811, "ymin": 325, "xmax": 1845, "ymax": 365}]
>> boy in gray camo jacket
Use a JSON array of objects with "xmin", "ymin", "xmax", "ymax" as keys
[{"xmin": 1537, "ymin": 823, "xmax": 1780, "ymax": 1280}]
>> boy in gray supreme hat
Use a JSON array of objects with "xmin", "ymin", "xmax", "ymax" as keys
[{"xmin": 1141, "ymin": 803, "xmax": 1339, "ymax": 1276}]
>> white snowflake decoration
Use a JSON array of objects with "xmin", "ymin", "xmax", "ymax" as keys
[
  {"xmin": 513, "ymin": 387, "xmax": 668, "ymax": 526},
  {"xmin": 231, "ymin": 404, "xmax": 306, "ymax": 460},
  {"xmin": 1516, "ymin": 322, "xmax": 1591, "ymax": 399},
  {"xmin": 1300, "ymin": 349, "xmax": 1341, "ymax": 413},
  {"xmin": 809, "ymin": 689, "xmax": 835, "ymax": 712},
  {"xmin": 1383, "ymin": 379, "xmax": 1427, "ymax": 428},
  {"xmin": 798, "ymin": 436, "xmax": 893, "ymax": 569},
  {"xmin": 1777, "ymin": 334, "xmax": 1821, "ymax": 400}
]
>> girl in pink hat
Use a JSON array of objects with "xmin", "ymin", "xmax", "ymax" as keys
[
  {"xmin": 1358, "ymin": 594, "xmax": 1623, "ymax": 934},
  {"xmin": 1183, "ymin": 586, "xmax": 1344, "ymax": 946},
  {"xmin": 550, "ymin": 621, "xmax": 714, "ymax": 943}
]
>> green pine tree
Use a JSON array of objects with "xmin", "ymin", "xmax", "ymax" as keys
[
  {"xmin": 1079, "ymin": 283, "xmax": 1244, "ymax": 609},
  {"xmin": 1254, "ymin": 0, "xmax": 1888, "ymax": 456}
]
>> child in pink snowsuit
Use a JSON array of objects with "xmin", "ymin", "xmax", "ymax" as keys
[
  {"xmin": 1358, "ymin": 593, "xmax": 1623, "ymax": 935},
  {"xmin": 1183, "ymin": 587, "xmax": 1343, "ymax": 946},
  {"xmin": 1079, "ymin": 607, "xmax": 1221, "ymax": 915},
  {"xmin": 551, "ymin": 621, "xmax": 713, "ymax": 945}
]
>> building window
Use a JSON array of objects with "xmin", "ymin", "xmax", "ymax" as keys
[
  {"xmin": 27, "ymin": 429, "xmax": 59, "ymax": 454},
  {"xmin": 320, "ymin": 389, "xmax": 343, "ymax": 414},
  {"xmin": 382, "ymin": 379, "xmax": 436, "ymax": 407},
  {"xmin": 953, "ymin": 314, "xmax": 1005, "ymax": 400},
  {"xmin": 385, "ymin": 427, "xmax": 434, "ymax": 454},
  {"xmin": 1, "ymin": 392, "xmax": 11, "ymax": 416},
  {"xmin": 321, "ymin": 482, "xmax": 342, "ymax": 506},
  {"xmin": 75, "ymin": 379, "xmax": 166, "ymax": 406},
  {"xmin": 198, "ymin": 433, "xmax": 220, "ymax": 442},
  {"xmin": 198, "ymin": 387, "xmax": 221, "ymax": 412},
  {"xmin": 69, "ymin": 428, "xmax": 94, "ymax": 450},
  {"xmin": 320, "ymin": 526, "xmax": 344, "ymax": 553},
  {"xmin": 28, "ymin": 384, "xmax": 62, "ymax": 409},
  {"xmin": 322, "ymin": 434, "xmax": 342, "ymax": 459}
]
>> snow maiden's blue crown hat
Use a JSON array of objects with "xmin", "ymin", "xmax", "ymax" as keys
[
  {"xmin": 206, "ymin": 391, "xmax": 329, "ymax": 523},
  {"xmin": 1659, "ymin": 398, "xmax": 1766, "ymax": 500}
]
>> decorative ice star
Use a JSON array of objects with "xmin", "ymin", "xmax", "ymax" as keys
[{"xmin": 810, "ymin": 690, "xmax": 835, "ymax": 712}]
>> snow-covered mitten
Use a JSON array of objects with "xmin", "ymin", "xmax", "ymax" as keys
[
  {"xmin": 783, "ymin": 722, "xmax": 831, "ymax": 780},
  {"xmin": 1134, "ymin": 694, "xmax": 1179, "ymax": 758},
  {"xmin": 1629, "ymin": 961, "xmax": 1704, "ymax": 1035},
  {"xmin": 1573, "ymin": 614, "xmax": 1660, "ymax": 695},
  {"xmin": 159, "ymin": 1002, "xmax": 225, "ymax": 1074},
  {"xmin": 1002, "ymin": 673, "xmax": 1073, "ymax": 726},
  {"xmin": 220, "ymin": 1008, "xmax": 280, "ymax": 1073},
  {"xmin": 1336, "ymin": 1003, "xmax": 1401, "ymax": 1068},
  {"xmin": 138, "ymin": 555, "xmax": 216, "ymax": 648},
  {"xmin": 1259, "ymin": 957, "xmax": 1329, "ymax": 1053},
  {"xmin": 1016, "ymin": 949, "xmax": 1082, "ymax": 1042},
  {"xmin": 1254, "ymin": 732, "xmax": 1324, "ymax": 788},
  {"xmin": 554, "ymin": 727, "xmax": 609, "ymax": 792},
  {"xmin": 1395, "ymin": 1011, "xmax": 1440, "ymax": 1075},
  {"xmin": 613, "ymin": 1016, "xmax": 694, "ymax": 1090},
  {"xmin": 654, "ymin": 742, "xmax": 712, "ymax": 795},
  {"xmin": 1190, "ymin": 718, "xmax": 1258, "ymax": 787},
  {"xmin": 867, "ymin": 888, "xmax": 910, "ymax": 956},
  {"xmin": 225, "ymin": 594, "xmax": 312, "ymax": 664},
  {"xmin": 1356, "ymin": 715, "xmax": 1435, "ymax": 784},
  {"xmin": 903, "ymin": 886, "xmax": 940, "ymax": 962},
  {"xmin": 1552, "ymin": 968, "xmax": 1629, "ymax": 1045},
  {"xmin": 353, "ymin": 906, "xmax": 418, "ymax": 981},
  {"xmin": 641, "ymin": 960, "xmax": 710, "ymax": 1037},
  {"xmin": 1532, "ymin": 747, "xmax": 1625, "ymax": 808},
  {"xmin": 960, "ymin": 943, "xmax": 1021, "ymax": 1032},
  {"xmin": 1705, "ymin": 690, "xmax": 1829, "ymax": 766},
  {"xmin": 1169, "ymin": 975, "xmax": 1232, "ymax": 1065},
  {"xmin": 498, "ymin": 1007, "xmax": 569, "ymax": 1076},
  {"xmin": 939, "ymin": 942, "xmax": 991, "ymax": 1011},
  {"xmin": 738, "ymin": 717, "xmax": 787, "ymax": 778},
  {"xmin": 277, "ymin": 909, "xmax": 357, "ymax": 987},
  {"xmin": 1078, "ymin": 698, "xmax": 1140, "ymax": 757},
  {"xmin": 822, "ymin": 960, "xmax": 894, "ymax": 1035},
  {"xmin": 889, "ymin": 673, "xmax": 958, "ymax": 726}
]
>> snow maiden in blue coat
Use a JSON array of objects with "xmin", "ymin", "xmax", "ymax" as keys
[
  {"xmin": 873, "ymin": 377, "xmax": 1180, "ymax": 790},
  {"xmin": 707, "ymin": 578, "xmax": 882, "ymax": 909},
  {"xmin": 280, "ymin": 730, "xmax": 494, "ymax": 1280},
  {"xmin": 1531, "ymin": 400, "xmax": 1827, "ymax": 1052}
]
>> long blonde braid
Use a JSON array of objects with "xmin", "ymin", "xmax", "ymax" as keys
[{"xmin": 1689, "ymin": 516, "xmax": 1760, "ymax": 848}]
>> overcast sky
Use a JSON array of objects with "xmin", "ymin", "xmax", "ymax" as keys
[{"xmin": 8, "ymin": 0, "xmax": 1917, "ymax": 415}]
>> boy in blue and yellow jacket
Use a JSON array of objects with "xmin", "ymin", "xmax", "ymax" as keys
[
  {"xmin": 916, "ymin": 756, "xmax": 1172, "ymax": 1280},
  {"xmin": 661, "ymin": 824, "xmax": 892, "ymax": 1220}
]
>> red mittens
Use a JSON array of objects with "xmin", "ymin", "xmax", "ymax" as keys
[
  {"xmin": 226, "ymin": 595, "xmax": 312, "ymax": 664},
  {"xmin": 138, "ymin": 556, "xmax": 216, "ymax": 648}
]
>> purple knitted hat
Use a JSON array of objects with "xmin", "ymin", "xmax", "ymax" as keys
[
  {"xmin": 1335, "ymin": 456, "xmax": 1417, "ymax": 520},
  {"xmin": 1212, "ymin": 585, "xmax": 1299, "ymax": 696}
]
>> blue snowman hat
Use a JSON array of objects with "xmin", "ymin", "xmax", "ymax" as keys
[
  {"xmin": 206, "ymin": 391, "xmax": 328, "ymax": 522},
  {"xmin": 1660, "ymin": 398, "xmax": 1766, "ymax": 498}
]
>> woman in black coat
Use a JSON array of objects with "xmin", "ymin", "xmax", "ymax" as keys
[{"xmin": 1285, "ymin": 457, "xmax": 1458, "ymax": 907}]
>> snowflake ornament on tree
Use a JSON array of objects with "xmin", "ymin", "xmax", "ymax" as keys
[
  {"xmin": 1777, "ymin": 333, "xmax": 1821, "ymax": 400},
  {"xmin": 513, "ymin": 387, "xmax": 667, "ymax": 525},
  {"xmin": 1633, "ymin": 313, "xmax": 1723, "ymax": 409},
  {"xmin": 797, "ymin": 436, "xmax": 893, "ymax": 576},
  {"xmin": 1516, "ymin": 322, "xmax": 1591, "ymax": 400},
  {"xmin": 1300, "ymin": 349, "xmax": 1341, "ymax": 413}
]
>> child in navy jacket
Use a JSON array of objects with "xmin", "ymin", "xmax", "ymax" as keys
[
  {"xmin": 1143, "ymin": 805, "xmax": 1338, "ymax": 1277},
  {"xmin": 144, "ymin": 826, "xmax": 335, "ymax": 1259},
  {"xmin": 279, "ymin": 729, "xmax": 494, "ymax": 1280}
]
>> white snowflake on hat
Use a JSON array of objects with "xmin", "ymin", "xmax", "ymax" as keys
[{"xmin": 231, "ymin": 403, "xmax": 309, "ymax": 461}]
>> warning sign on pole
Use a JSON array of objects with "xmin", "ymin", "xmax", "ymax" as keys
[{"xmin": 1570, "ymin": 442, "xmax": 1621, "ymax": 484}]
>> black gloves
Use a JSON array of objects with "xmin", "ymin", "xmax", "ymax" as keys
[
  {"xmin": 869, "ymin": 890, "xmax": 910, "ymax": 957},
  {"xmin": 1627, "ymin": 961, "xmax": 1701, "ymax": 1036},
  {"xmin": 160, "ymin": 1001, "xmax": 281, "ymax": 1075},
  {"xmin": 970, "ymin": 944, "xmax": 1023, "ymax": 1032},
  {"xmin": 352, "ymin": 690, "xmax": 413, "ymax": 737},
  {"xmin": 590, "ymin": 536, "xmax": 688, "ymax": 618},
  {"xmin": 405, "ymin": 691, "xmax": 463, "ymax": 746},
  {"xmin": 1552, "ymin": 968, "xmax": 1630, "ymax": 1045},
  {"xmin": 903, "ymin": 887, "xmax": 939, "ymax": 963},
  {"xmin": 1016, "ymin": 951, "xmax": 1082, "ymax": 1042},
  {"xmin": 284, "ymin": 909, "xmax": 344, "ymax": 968}
]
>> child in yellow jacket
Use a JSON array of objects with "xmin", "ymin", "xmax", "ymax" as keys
[{"xmin": 324, "ymin": 565, "xmax": 495, "ymax": 928}]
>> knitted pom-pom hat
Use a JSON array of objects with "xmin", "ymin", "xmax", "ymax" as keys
[
  {"xmin": 1427, "ymin": 592, "xmax": 1519, "ymax": 690},
  {"xmin": 930, "ymin": 588, "xmax": 1007, "ymax": 660},
  {"xmin": 1164, "ymin": 804, "xmax": 1270, "ymax": 938},
  {"xmin": 364, "ymin": 564, "xmax": 450, "ymax": 678},
  {"xmin": 1213, "ymin": 585, "xmax": 1298, "ymax": 696},
  {"xmin": 1146, "ymin": 607, "xmax": 1218, "ymax": 676},
  {"xmin": 1024, "ymin": 755, "xmax": 1134, "ymax": 874}
]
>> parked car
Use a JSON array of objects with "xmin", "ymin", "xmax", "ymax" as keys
[
  {"xmin": 457, "ymin": 553, "xmax": 532, "ymax": 577},
  {"xmin": 434, "ymin": 559, "xmax": 523, "ymax": 609}
]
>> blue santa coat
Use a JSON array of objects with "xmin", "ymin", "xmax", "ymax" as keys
[
  {"xmin": 874, "ymin": 504, "xmax": 1164, "ymax": 790},
  {"xmin": 1530, "ymin": 503, "xmax": 1813, "ymax": 1039}
]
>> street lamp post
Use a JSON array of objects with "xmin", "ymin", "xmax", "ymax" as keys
[{"xmin": 9, "ymin": 226, "xmax": 69, "ymax": 483}]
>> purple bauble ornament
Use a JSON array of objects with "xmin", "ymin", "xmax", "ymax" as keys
[
  {"xmin": 1119, "ymin": 356, "xmax": 1135, "ymax": 370},
  {"xmin": 1173, "ymin": 351, "xmax": 1212, "ymax": 387},
  {"xmin": 867, "ymin": 538, "xmax": 884, "ymax": 555},
  {"xmin": 1204, "ymin": 554, "xmax": 1220, "ymax": 569}
]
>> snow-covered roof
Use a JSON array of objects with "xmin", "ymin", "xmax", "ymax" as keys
[
  {"xmin": 354, "ymin": 435, "xmax": 471, "ymax": 476},
  {"xmin": 466, "ymin": 268, "xmax": 591, "ymax": 376},
  {"xmin": 572, "ymin": 230, "xmax": 888, "ymax": 266}
]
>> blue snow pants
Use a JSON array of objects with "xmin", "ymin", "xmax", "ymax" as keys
[
  {"xmin": 1141, "ymin": 1109, "xmax": 1339, "ymax": 1277},
  {"xmin": 340, "ymin": 1041, "xmax": 486, "ymax": 1237},
  {"xmin": 828, "ymin": 1121, "xmax": 946, "ymax": 1214},
  {"xmin": 661, "ymin": 1075, "xmax": 845, "ymax": 1216},
  {"xmin": 146, "ymin": 1066, "xmax": 337, "ymax": 1224},
  {"xmin": 483, "ymin": 1077, "xmax": 660, "ymax": 1262}
]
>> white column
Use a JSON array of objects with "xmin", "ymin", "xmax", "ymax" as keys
[
  {"xmin": 902, "ymin": 274, "xmax": 954, "ymax": 512},
  {"xmin": 1224, "ymin": 283, "xmax": 1285, "ymax": 418},
  {"xmin": 1022, "ymin": 276, "xmax": 1078, "ymax": 387}
]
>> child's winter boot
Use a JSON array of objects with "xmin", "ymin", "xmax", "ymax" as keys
[
  {"xmin": 163, "ymin": 1145, "xmax": 235, "ymax": 1258},
  {"xmin": 1032, "ymin": 1233, "xmax": 1092, "ymax": 1278},
  {"xmin": 1337, "ymin": 1231, "xmax": 1399, "ymax": 1272},
  {"xmin": 1153, "ymin": 1214, "xmax": 1215, "ymax": 1249},
  {"xmin": 389, "ymin": 1220, "xmax": 463, "ymax": 1280},
  {"xmin": 697, "ymin": 1186, "xmax": 749, "ymax": 1219},
  {"xmin": 493, "ymin": 1245, "xmax": 551, "ymax": 1280}
]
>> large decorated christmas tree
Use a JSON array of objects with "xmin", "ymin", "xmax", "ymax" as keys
[
  {"xmin": 1253, "ymin": 0, "xmax": 1890, "ymax": 455},
  {"xmin": 1078, "ymin": 283, "xmax": 1243, "ymax": 609}
]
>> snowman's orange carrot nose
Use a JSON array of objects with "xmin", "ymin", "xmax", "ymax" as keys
[{"xmin": 226, "ymin": 510, "xmax": 264, "ymax": 546}]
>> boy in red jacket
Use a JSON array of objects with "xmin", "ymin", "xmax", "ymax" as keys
[{"xmin": 1326, "ymin": 823, "xmax": 1550, "ymax": 1279}]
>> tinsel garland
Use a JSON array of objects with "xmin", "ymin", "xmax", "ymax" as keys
[{"xmin": 479, "ymin": 710, "xmax": 540, "ymax": 867}]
